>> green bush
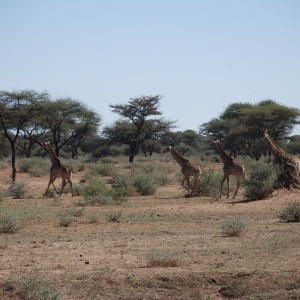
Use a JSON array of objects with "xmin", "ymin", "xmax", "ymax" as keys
[
  {"xmin": 79, "ymin": 179, "xmax": 121, "ymax": 205},
  {"xmin": 221, "ymin": 215, "xmax": 247, "ymax": 237},
  {"xmin": 21, "ymin": 275, "xmax": 62, "ymax": 300},
  {"xmin": 19, "ymin": 157, "xmax": 49, "ymax": 176},
  {"xmin": 111, "ymin": 172, "xmax": 158, "ymax": 196},
  {"xmin": 110, "ymin": 174, "xmax": 136, "ymax": 197},
  {"xmin": 0, "ymin": 215, "xmax": 20, "ymax": 234},
  {"xmin": 107, "ymin": 212, "xmax": 122, "ymax": 222},
  {"xmin": 59, "ymin": 214, "xmax": 75, "ymax": 227},
  {"xmin": 279, "ymin": 201, "xmax": 300, "ymax": 223},
  {"xmin": 243, "ymin": 162, "xmax": 276, "ymax": 200},
  {"xmin": 198, "ymin": 170, "xmax": 224, "ymax": 199},
  {"xmin": 131, "ymin": 174, "xmax": 157, "ymax": 196},
  {"xmin": 10, "ymin": 181, "xmax": 28, "ymax": 199},
  {"xmin": 90, "ymin": 163, "xmax": 117, "ymax": 177}
]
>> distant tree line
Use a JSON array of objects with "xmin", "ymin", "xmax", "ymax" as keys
[{"xmin": 1, "ymin": 89, "xmax": 300, "ymax": 181}]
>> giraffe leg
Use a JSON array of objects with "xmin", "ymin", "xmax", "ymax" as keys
[
  {"xmin": 226, "ymin": 177, "xmax": 230, "ymax": 198},
  {"xmin": 69, "ymin": 179, "xmax": 74, "ymax": 197},
  {"xmin": 52, "ymin": 180, "xmax": 59, "ymax": 193},
  {"xmin": 44, "ymin": 179, "xmax": 52, "ymax": 195},
  {"xmin": 220, "ymin": 176, "xmax": 226, "ymax": 198},
  {"xmin": 233, "ymin": 177, "xmax": 241, "ymax": 199},
  {"xmin": 45, "ymin": 176, "xmax": 58, "ymax": 195},
  {"xmin": 195, "ymin": 176, "xmax": 202, "ymax": 194},
  {"xmin": 181, "ymin": 177, "xmax": 190, "ymax": 192},
  {"xmin": 59, "ymin": 179, "xmax": 66, "ymax": 196},
  {"xmin": 191, "ymin": 175, "xmax": 200, "ymax": 196}
]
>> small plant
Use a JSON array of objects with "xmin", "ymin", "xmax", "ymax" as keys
[
  {"xmin": 0, "ymin": 215, "xmax": 20, "ymax": 234},
  {"xmin": 279, "ymin": 201, "xmax": 300, "ymax": 223},
  {"xmin": 66, "ymin": 207, "xmax": 84, "ymax": 217},
  {"xmin": 59, "ymin": 214, "xmax": 75, "ymax": 227},
  {"xmin": 21, "ymin": 275, "xmax": 63, "ymax": 300},
  {"xmin": 107, "ymin": 212, "xmax": 122, "ymax": 222},
  {"xmin": 198, "ymin": 170, "xmax": 224, "ymax": 199},
  {"xmin": 243, "ymin": 162, "xmax": 276, "ymax": 200},
  {"xmin": 10, "ymin": 181, "xmax": 28, "ymax": 199},
  {"xmin": 221, "ymin": 215, "xmax": 247, "ymax": 237},
  {"xmin": 147, "ymin": 249, "xmax": 181, "ymax": 267},
  {"xmin": 19, "ymin": 157, "xmax": 49, "ymax": 176},
  {"xmin": 132, "ymin": 174, "xmax": 157, "ymax": 196},
  {"xmin": 90, "ymin": 163, "xmax": 117, "ymax": 177},
  {"xmin": 0, "ymin": 191, "xmax": 8, "ymax": 201}
]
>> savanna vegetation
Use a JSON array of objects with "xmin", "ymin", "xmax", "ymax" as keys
[{"xmin": 0, "ymin": 88, "xmax": 300, "ymax": 299}]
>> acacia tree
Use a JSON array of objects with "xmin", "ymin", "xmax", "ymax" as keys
[
  {"xmin": 0, "ymin": 89, "xmax": 49, "ymax": 181},
  {"xmin": 103, "ymin": 95, "xmax": 176, "ymax": 162},
  {"xmin": 37, "ymin": 98, "xmax": 101, "ymax": 157},
  {"xmin": 200, "ymin": 100, "xmax": 300, "ymax": 160}
]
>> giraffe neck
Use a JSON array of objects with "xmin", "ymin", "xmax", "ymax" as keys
[
  {"xmin": 263, "ymin": 132, "xmax": 285, "ymax": 158},
  {"xmin": 46, "ymin": 144, "xmax": 60, "ymax": 166},
  {"xmin": 215, "ymin": 142, "xmax": 234, "ymax": 165},
  {"xmin": 170, "ymin": 148, "xmax": 188, "ymax": 168}
]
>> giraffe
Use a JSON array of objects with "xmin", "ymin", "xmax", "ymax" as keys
[
  {"xmin": 210, "ymin": 139, "xmax": 245, "ymax": 199},
  {"xmin": 163, "ymin": 146, "xmax": 202, "ymax": 196},
  {"xmin": 43, "ymin": 142, "xmax": 74, "ymax": 197},
  {"xmin": 262, "ymin": 128, "xmax": 300, "ymax": 189}
]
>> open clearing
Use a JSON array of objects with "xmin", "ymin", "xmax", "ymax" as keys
[{"xmin": 0, "ymin": 161, "xmax": 300, "ymax": 300}]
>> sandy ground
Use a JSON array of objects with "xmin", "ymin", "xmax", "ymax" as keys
[{"xmin": 0, "ymin": 163, "xmax": 300, "ymax": 299}]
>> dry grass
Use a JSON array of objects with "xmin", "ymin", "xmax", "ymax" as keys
[{"xmin": 0, "ymin": 160, "xmax": 300, "ymax": 299}]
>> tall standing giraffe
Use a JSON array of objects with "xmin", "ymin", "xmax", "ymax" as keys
[
  {"xmin": 43, "ymin": 142, "xmax": 74, "ymax": 197},
  {"xmin": 263, "ymin": 128, "xmax": 300, "ymax": 173},
  {"xmin": 210, "ymin": 139, "xmax": 245, "ymax": 199},
  {"xmin": 262, "ymin": 128, "xmax": 300, "ymax": 189},
  {"xmin": 163, "ymin": 146, "xmax": 202, "ymax": 196}
]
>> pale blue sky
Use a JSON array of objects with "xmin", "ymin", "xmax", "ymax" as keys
[{"xmin": 1, "ymin": 1, "xmax": 300, "ymax": 133}]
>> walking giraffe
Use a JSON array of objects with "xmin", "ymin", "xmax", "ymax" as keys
[
  {"xmin": 43, "ymin": 142, "xmax": 74, "ymax": 197},
  {"xmin": 163, "ymin": 146, "xmax": 202, "ymax": 196},
  {"xmin": 210, "ymin": 139, "xmax": 245, "ymax": 199},
  {"xmin": 262, "ymin": 128, "xmax": 300, "ymax": 189}
]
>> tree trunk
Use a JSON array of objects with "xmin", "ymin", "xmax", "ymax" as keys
[
  {"xmin": 128, "ymin": 143, "xmax": 139, "ymax": 163},
  {"xmin": 10, "ymin": 142, "xmax": 17, "ymax": 182}
]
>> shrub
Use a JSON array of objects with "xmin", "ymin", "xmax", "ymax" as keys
[
  {"xmin": 279, "ymin": 201, "xmax": 300, "ymax": 223},
  {"xmin": 110, "ymin": 174, "xmax": 137, "ymax": 197},
  {"xmin": 0, "ymin": 215, "xmax": 20, "ymax": 234},
  {"xmin": 198, "ymin": 170, "xmax": 224, "ymax": 199},
  {"xmin": 59, "ymin": 214, "xmax": 75, "ymax": 227},
  {"xmin": 21, "ymin": 275, "xmax": 62, "ymax": 300},
  {"xmin": 107, "ymin": 212, "xmax": 122, "ymax": 222},
  {"xmin": 221, "ymin": 215, "xmax": 247, "ymax": 237},
  {"xmin": 147, "ymin": 249, "xmax": 181, "ymax": 268},
  {"xmin": 0, "ymin": 191, "xmax": 8, "ymax": 202},
  {"xmin": 10, "ymin": 181, "xmax": 28, "ymax": 199},
  {"xmin": 243, "ymin": 162, "xmax": 276, "ymax": 200},
  {"xmin": 65, "ymin": 207, "xmax": 84, "ymax": 217},
  {"xmin": 79, "ymin": 179, "xmax": 120, "ymax": 205},
  {"xmin": 90, "ymin": 163, "xmax": 117, "ymax": 177},
  {"xmin": 131, "ymin": 174, "xmax": 157, "ymax": 195},
  {"xmin": 0, "ymin": 160, "xmax": 8, "ymax": 170},
  {"xmin": 19, "ymin": 158, "xmax": 49, "ymax": 176}
]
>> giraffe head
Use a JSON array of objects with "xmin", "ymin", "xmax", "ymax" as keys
[
  {"xmin": 163, "ymin": 146, "xmax": 172, "ymax": 153},
  {"xmin": 210, "ymin": 139, "xmax": 220, "ymax": 149},
  {"xmin": 42, "ymin": 142, "xmax": 50, "ymax": 150},
  {"xmin": 262, "ymin": 127, "xmax": 269, "ymax": 137}
]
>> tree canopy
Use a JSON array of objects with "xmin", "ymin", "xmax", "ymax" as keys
[
  {"xmin": 103, "ymin": 95, "xmax": 176, "ymax": 162},
  {"xmin": 200, "ymin": 100, "xmax": 300, "ymax": 160}
]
